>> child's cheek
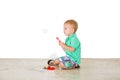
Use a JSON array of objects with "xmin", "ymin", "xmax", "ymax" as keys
[{"xmin": 66, "ymin": 30, "xmax": 69, "ymax": 34}]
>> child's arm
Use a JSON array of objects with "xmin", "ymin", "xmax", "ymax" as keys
[
  {"xmin": 56, "ymin": 37, "xmax": 65, "ymax": 51},
  {"xmin": 56, "ymin": 37, "xmax": 74, "ymax": 52},
  {"xmin": 60, "ymin": 43, "xmax": 66, "ymax": 51},
  {"xmin": 59, "ymin": 41, "xmax": 75, "ymax": 52}
]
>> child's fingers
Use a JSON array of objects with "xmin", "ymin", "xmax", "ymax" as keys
[{"xmin": 56, "ymin": 37, "xmax": 59, "ymax": 40}]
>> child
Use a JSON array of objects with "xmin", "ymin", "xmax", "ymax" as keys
[{"xmin": 48, "ymin": 19, "xmax": 81, "ymax": 70}]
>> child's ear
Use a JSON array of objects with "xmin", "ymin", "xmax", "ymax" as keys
[{"xmin": 72, "ymin": 28, "xmax": 75, "ymax": 33}]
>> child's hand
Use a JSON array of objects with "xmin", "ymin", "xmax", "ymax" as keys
[
  {"xmin": 56, "ymin": 37, "xmax": 65, "ymax": 50},
  {"xmin": 56, "ymin": 37, "xmax": 59, "ymax": 41},
  {"xmin": 56, "ymin": 37, "xmax": 61, "ymax": 42},
  {"xmin": 56, "ymin": 37, "xmax": 63, "ymax": 46},
  {"xmin": 59, "ymin": 41, "xmax": 65, "ymax": 48},
  {"xmin": 59, "ymin": 41, "xmax": 62, "ymax": 45}
]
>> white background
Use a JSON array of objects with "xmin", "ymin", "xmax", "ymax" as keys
[{"xmin": 0, "ymin": 0, "xmax": 120, "ymax": 58}]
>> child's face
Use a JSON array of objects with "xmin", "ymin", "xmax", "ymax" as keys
[{"xmin": 64, "ymin": 23, "xmax": 74, "ymax": 36}]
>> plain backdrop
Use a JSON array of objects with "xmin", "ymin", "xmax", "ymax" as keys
[{"xmin": 0, "ymin": 0, "xmax": 120, "ymax": 58}]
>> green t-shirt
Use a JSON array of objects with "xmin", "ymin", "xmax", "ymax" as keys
[{"xmin": 65, "ymin": 33, "xmax": 81, "ymax": 64}]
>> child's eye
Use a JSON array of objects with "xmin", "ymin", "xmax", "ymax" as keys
[{"xmin": 65, "ymin": 28, "xmax": 68, "ymax": 30}]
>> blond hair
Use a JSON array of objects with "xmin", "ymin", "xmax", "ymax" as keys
[{"xmin": 64, "ymin": 19, "xmax": 78, "ymax": 33}]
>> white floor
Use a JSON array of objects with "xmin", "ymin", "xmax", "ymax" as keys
[{"xmin": 0, "ymin": 58, "xmax": 120, "ymax": 80}]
